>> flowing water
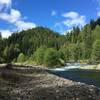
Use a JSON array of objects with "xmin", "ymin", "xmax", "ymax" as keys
[{"xmin": 49, "ymin": 63, "xmax": 100, "ymax": 87}]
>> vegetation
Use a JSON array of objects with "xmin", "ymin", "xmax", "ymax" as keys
[
  {"xmin": 17, "ymin": 53, "xmax": 26, "ymax": 63},
  {"xmin": 43, "ymin": 48, "xmax": 65, "ymax": 67},
  {"xmin": 34, "ymin": 47, "xmax": 65, "ymax": 67},
  {"xmin": 91, "ymin": 40, "xmax": 100, "ymax": 64},
  {"xmin": 0, "ymin": 18, "xmax": 100, "ymax": 67},
  {"xmin": 34, "ymin": 46, "xmax": 47, "ymax": 65}
]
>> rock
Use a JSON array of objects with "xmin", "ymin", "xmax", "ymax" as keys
[
  {"xmin": 5, "ymin": 63, "xmax": 13, "ymax": 70},
  {"xmin": 0, "ymin": 64, "xmax": 100, "ymax": 100}
]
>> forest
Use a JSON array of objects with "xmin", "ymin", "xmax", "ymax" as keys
[{"xmin": 0, "ymin": 18, "xmax": 100, "ymax": 67}]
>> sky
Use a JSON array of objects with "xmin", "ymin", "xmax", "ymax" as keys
[{"xmin": 0, "ymin": 0, "xmax": 100, "ymax": 38}]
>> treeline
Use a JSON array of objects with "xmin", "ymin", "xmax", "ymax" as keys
[
  {"xmin": 62, "ymin": 18, "xmax": 100, "ymax": 64},
  {"xmin": 0, "ymin": 18, "xmax": 100, "ymax": 66},
  {"xmin": 0, "ymin": 27, "xmax": 66, "ymax": 66}
]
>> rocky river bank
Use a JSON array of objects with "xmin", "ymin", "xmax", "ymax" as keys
[{"xmin": 0, "ymin": 64, "xmax": 100, "ymax": 100}]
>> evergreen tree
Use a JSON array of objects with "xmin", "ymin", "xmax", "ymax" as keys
[{"xmin": 91, "ymin": 40, "xmax": 100, "ymax": 64}]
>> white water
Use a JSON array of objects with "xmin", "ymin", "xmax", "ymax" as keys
[{"xmin": 49, "ymin": 63, "xmax": 86, "ymax": 71}]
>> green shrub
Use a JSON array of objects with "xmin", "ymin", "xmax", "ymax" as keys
[
  {"xmin": 34, "ymin": 46, "xmax": 65, "ymax": 67},
  {"xmin": 34, "ymin": 46, "xmax": 47, "ymax": 64},
  {"xmin": 44, "ymin": 48, "xmax": 65, "ymax": 67},
  {"xmin": 26, "ymin": 55, "xmax": 35, "ymax": 65},
  {"xmin": 17, "ymin": 53, "xmax": 26, "ymax": 63}
]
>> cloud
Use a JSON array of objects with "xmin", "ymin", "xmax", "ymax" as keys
[
  {"xmin": 0, "ymin": 29, "xmax": 12, "ymax": 38},
  {"xmin": 0, "ymin": 0, "xmax": 11, "ymax": 5},
  {"xmin": 94, "ymin": 0, "xmax": 100, "ymax": 16},
  {"xmin": 62, "ymin": 12, "xmax": 79, "ymax": 19},
  {"xmin": 0, "ymin": 0, "xmax": 11, "ymax": 11},
  {"xmin": 0, "ymin": 9, "xmax": 36, "ymax": 30},
  {"xmin": 51, "ymin": 10, "xmax": 57, "ymax": 16},
  {"xmin": 0, "ymin": 8, "xmax": 36, "ymax": 30},
  {"xmin": 0, "ymin": 8, "xmax": 36, "ymax": 35},
  {"xmin": 15, "ymin": 21, "xmax": 36, "ymax": 31},
  {"xmin": 62, "ymin": 11, "xmax": 86, "ymax": 29},
  {"xmin": 53, "ymin": 11, "xmax": 86, "ymax": 34},
  {"xmin": 97, "ymin": 11, "xmax": 100, "ymax": 16},
  {"xmin": 0, "ymin": 0, "xmax": 36, "ymax": 38},
  {"xmin": 0, "ymin": 9, "xmax": 21, "ymax": 23}
]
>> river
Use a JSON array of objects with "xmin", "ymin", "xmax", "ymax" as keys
[{"xmin": 49, "ymin": 63, "xmax": 100, "ymax": 87}]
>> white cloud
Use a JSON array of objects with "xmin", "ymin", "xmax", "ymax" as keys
[
  {"xmin": 0, "ymin": 0, "xmax": 11, "ymax": 11},
  {"xmin": 94, "ymin": 0, "xmax": 100, "ymax": 16},
  {"xmin": 0, "ymin": 9, "xmax": 36, "ymax": 30},
  {"xmin": 51, "ymin": 11, "xmax": 57, "ymax": 16},
  {"xmin": 66, "ymin": 29, "xmax": 72, "ymax": 33},
  {"xmin": 0, "ymin": 30, "xmax": 12, "ymax": 38},
  {"xmin": 0, "ymin": 8, "xmax": 36, "ymax": 30},
  {"xmin": 62, "ymin": 12, "xmax": 79, "ymax": 19},
  {"xmin": 62, "ymin": 11, "xmax": 86, "ymax": 28},
  {"xmin": 97, "ymin": 11, "xmax": 100, "ymax": 16},
  {"xmin": 16, "ymin": 21, "xmax": 36, "ymax": 31},
  {"xmin": 0, "ymin": 9, "xmax": 21, "ymax": 23},
  {"xmin": 0, "ymin": 0, "xmax": 11, "ymax": 5},
  {"xmin": 0, "ymin": 0, "xmax": 36, "ymax": 37},
  {"xmin": 10, "ymin": 9, "xmax": 21, "ymax": 23}
]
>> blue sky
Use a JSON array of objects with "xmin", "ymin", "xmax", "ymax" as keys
[{"xmin": 0, "ymin": 0, "xmax": 100, "ymax": 37}]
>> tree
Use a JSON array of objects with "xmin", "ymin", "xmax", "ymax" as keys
[
  {"xmin": 60, "ymin": 44, "xmax": 72, "ymax": 61},
  {"xmin": 44, "ymin": 48, "xmax": 65, "ymax": 67},
  {"xmin": 92, "ymin": 25, "xmax": 100, "ymax": 41},
  {"xmin": 0, "ymin": 19, "xmax": 100, "ymax": 64},
  {"xmin": 3, "ymin": 46, "xmax": 9, "ymax": 62},
  {"xmin": 34, "ymin": 46, "xmax": 47, "ymax": 64},
  {"xmin": 80, "ymin": 25, "xmax": 93, "ymax": 59},
  {"xmin": 3, "ymin": 44, "xmax": 20, "ymax": 62},
  {"xmin": 91, "ymin": 40, "xmax": 100, "ymax": 64},
  {"xmin": 0, "ymin": 32, "xmax": 1, "ymax": 38},
  {"xmin": 90, "ymin": 19, "xmax": 96, "ymax": 30},
  {"xmin": 0, "ymin": 34, "xmax": 4, "ymax": 63},
  {"xmin": 60, "ymin": 43, "xmax": 83, "ymax": 62},
  {"xmin": 71, "ymin": 27, "xmax": 80, "ymax": 43}
]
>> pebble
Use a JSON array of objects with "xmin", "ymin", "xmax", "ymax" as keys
[{"xmin": 0, "ymin": 64, "xmax": 100, "ymax": 100}]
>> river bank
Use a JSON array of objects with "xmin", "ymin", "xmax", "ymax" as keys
[
  {"xmin": 80, "ymin": 64, "xmax": 100, "ymax": 70},
  {"xmin": 0, "ymin": 64, "xmax": 100, "ymax": 100}
]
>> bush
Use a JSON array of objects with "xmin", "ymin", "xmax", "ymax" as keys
[
  {"xmin": 26, "ymin": 55, "xmax": 35, "ymax": 65},
  {"xmin": 34, "ymin": 46, "xmax": 47, "ymax": 64},
  {"xmin": 17, "ymin": 53, "xmax": 26, "ymax": 63},
  {"xmin": 44, "ymin": 48, "xmax": 65, "ymax": 67},
  {"xmin": 34, "ymin": 47, "xmax": 65, "ymax": 67}
]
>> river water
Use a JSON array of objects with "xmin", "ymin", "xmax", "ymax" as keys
[{"xmin": 49, "ymin": 63, "xmax": 100, "ymax": 87}]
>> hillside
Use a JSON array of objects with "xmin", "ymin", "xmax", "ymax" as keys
[{"xmin": 0, "ymin": 18, "xmax": 100, "ymax": 66}]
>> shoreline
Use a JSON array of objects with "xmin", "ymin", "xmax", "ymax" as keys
[{"xmin": 0, "ymin": 64, "xmax": 100, "ymax": 100}]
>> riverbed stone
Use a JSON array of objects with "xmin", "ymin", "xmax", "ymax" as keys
[{"xmin": 0, "ymin": 64, "xmax": 100, "ymax": 100}]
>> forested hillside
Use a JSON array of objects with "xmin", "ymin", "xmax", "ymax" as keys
[{"xmin": 0, "ymin": 18, "xmax": 100, "ymax": 66}]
